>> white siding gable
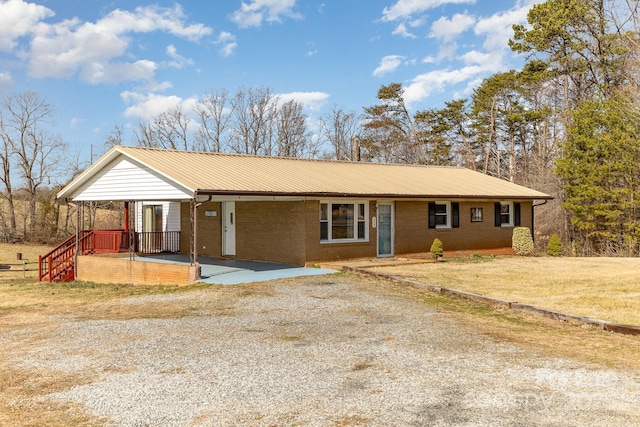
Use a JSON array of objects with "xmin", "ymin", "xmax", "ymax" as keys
[{"xmin": 70, "ymin": 156, "xmax": 193, "ymax": 201}]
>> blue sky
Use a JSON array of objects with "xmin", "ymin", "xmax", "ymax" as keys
[{"xmin": 0, "ymin": 0, "xmax": 542, "ymax": 165}]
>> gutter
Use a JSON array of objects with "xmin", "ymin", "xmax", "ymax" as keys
[{"xmin": 194, "ymin": 189, "xmax": 553, "ymax": 201}]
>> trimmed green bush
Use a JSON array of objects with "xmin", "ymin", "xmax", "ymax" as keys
[
  {"xmin": 430, "ymin": 237, "xmax": 444, "ymax": 260},
  {"xmin": 547, "ymin": 233, "xmax": 563, "ymax": 256},
  {"xmin": 512, "ymin": 227, "xmax": 534, "ymax": 256}
]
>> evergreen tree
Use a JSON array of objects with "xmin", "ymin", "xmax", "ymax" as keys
[{"xmin": 555, "ymin": 95, "xmax": 640, "ymax": 255}]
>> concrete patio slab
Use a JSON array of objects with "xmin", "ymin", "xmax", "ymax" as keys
[{"xmin": 133, "ymin": 254, "xmax": 338, "ymax": 285}]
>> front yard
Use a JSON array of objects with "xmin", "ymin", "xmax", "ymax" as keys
[{"xmin": 368, "ymin": 256, "xmax": 640, "ymax": 326}]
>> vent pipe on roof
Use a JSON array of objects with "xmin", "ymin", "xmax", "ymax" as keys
[{"xmin": 353, "ymin": 136, "xmax": 361, "ymax": 162}]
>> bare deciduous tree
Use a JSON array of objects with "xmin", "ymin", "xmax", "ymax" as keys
[
  {"xmin": 195, "ymin": 89, "xmax": 232, "ymax": 152},
  {"xmin": 318, "ymin": 105, "xmax": 361, "ymax": 161},
  {"xmin": 229, "ymin": 86, "xmax": 277, "ymax": 156},
  {"xmin": 275, "ymin": 99, "xmax": 318, "ymax": 158},
  {"xmin": 134, "ymin": 106, "xmax": 191, "ymax": 150},
  {"xmin": 0, "ymin": 91, "xmax": 67, "ymax": 240}
]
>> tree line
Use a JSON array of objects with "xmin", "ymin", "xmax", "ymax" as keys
[
  {"xmin": 1, "ymin": 0, "xmax": 638, "ymax": 255},
  {"xmin": 107, "ymin": 86, "xmax": 362, "ymax": 162}
]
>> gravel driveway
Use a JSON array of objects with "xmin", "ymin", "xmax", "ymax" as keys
[{"xmin": 5, "ymin": 274, "xmax": 640, "ymax": 426}]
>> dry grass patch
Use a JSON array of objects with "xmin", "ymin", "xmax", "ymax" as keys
[
  {"xmin": 355, "ymin": 272, "xmax": 640, "ymax": 372},
  {"xmin": 0, "ymin": 367, "xmax": 108, "ymax": 427},
  {"xmin": 0, "ymin": 242, "xmax": 54, "ymax": 281},
  {"xmin": 370, "ymin": 256, "xmax": 640, "ymax": 326}
]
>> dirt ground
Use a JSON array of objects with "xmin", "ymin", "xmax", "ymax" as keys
[{"xmin": 2, "ymin": 272, "xmax": 640, "ymax": 426}]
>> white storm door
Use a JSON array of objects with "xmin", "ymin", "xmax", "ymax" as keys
[
  {"xmin": 223, "ymin": 201, "xmax": 236, "ymax": 256},
  {"xmin": 377, "ymin": 203, "xmax": 394, "ymax": 257}
]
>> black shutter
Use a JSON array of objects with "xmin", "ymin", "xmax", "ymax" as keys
[
  {"xmin": 452, "ymin": 202, "xmax": 459, "ymax": 228},
  {"xmin": 494, "ymin": 202, "xmax": 501, "ymax": 227},
  {"xmin": 428, "ymin": 202, "xmax": 436, "ymax": 229},
  {"xmin": 514, "ymin": 202, "xmax": 521, "ymax": 226}
]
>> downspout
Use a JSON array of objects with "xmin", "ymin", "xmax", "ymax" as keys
[
  {"xmin": 192, "ymin": 192, "xmax": 213, "ymax": 276},
  {"xmin": 531, "ymin": 199, "xmax": 548, "ymax": 242}
]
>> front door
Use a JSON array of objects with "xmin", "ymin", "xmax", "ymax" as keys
[
  {"xmin": 377, "ymin": 203, "xmax": 393, "ymax": 257},
  {"xmin": 222, "ymin": 201, "xmax": 236, "ymax": 256}
]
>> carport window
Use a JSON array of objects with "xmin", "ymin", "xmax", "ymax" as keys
[{"xmin": 320, "ymin": 201, "xmax": 368, "ymax": 243}]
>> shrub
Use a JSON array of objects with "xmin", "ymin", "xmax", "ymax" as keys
[
  {"xmin": 430, "ymin": 238, "xmax": 444, "ymax": 260},
  {"xmin": 547, "ymin": 233, "xmax": 563, "ymax": 256},
  {"xmin": 512, "ymin": 227, "xmax": 534, "ymax": 256}
]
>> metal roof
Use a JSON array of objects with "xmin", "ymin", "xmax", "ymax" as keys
[{"xmin": 58, "ymin": 145, "xmax": 552, "ymax": 200}]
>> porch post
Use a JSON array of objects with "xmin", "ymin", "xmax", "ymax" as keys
[
  {"xmin": 74, "ymin": 201, "xmax": 81, "ymax": 280},
  {"xmin": 124, "ymin": 201, "xmax": 130, "ymax": 233}
]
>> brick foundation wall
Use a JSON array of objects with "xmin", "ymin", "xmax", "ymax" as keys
[{"xmin": 76, "ymin": 255, "xmax": 198, "ymax": 286}]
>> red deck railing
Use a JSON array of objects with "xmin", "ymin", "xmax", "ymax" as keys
[{"xmin": 39, "ymin": 230, "xmax": 180, "ymax": 282}]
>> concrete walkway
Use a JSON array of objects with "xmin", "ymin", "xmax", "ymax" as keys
[{"xmin": 134, "ymin": 254, "xmax": 338, "ymax": 285}]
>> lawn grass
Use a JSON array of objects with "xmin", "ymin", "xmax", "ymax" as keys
[
  {"xmin": 0, "ymin": 242, "xmax": 54, "ymax": 281},
  {"xmin": 369, "ymin": 256, "xmax": 640, "ymax": 326}
]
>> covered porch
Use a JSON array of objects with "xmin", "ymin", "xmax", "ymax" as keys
[{"xmin": 131, "ymin": 254, "xmax": 337, "ymax": 285}]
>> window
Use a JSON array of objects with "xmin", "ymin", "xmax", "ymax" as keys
[
  {"xmin": 320, "ymin": 201, "xmax": 368, "ymax": 242},
  {"xmin": 494, "ymin": 202, "xmax": 521, "ymax": 227},
  {"xmin": 471, "ymin": 207, "xmax": 483, "ymax": 222},
  {"xmin": 500, "ymin": 203, "xmax": 512, "ymax": 226},
  {"xmin": 429, "ymin": 202, "xmax": 459, "ymax": 229},
  {"xmin": 143, "ymin": 205, "xmax": 163, "ymax": 232}
]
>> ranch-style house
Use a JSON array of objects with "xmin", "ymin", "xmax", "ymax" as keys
[{"xmin": 40, "ymin": 146, "xmax": 552, "ymax": 284}]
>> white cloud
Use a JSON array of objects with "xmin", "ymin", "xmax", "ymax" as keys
[
  {"xmin": 403, "ymin": 64, "xmax": 490, "ymax": 107},
  {"xmin": 399, "ymin": 1, "xmax": 539, "ymax": 108},
  {"xmin": 80, "ymin": 60, "xmax": 157, "ymax": 84},
  {"xmin": 474, "ymin": 5, "xmax": 531, "ymax": 51},
  {"xmin": 70, "ymin": 116, "xmax": 84, "ymax": 127},
  {"xmin": 373, "ymin": 55, "xmax": 405, "ymax": 77},
  {"xmin": 97, "ymin": 5, "xmax": 211, "ymax": 42},
  {"xmin": 381, "ymin": 0, "xmax": 476, "ymax": 22},
  {"xmin": 121, "ymin": 91, "xmax": 198, "ymax": 120},
  {"xmin": 392, "ymin": 22, "xmax": 417, "ymax": 38},
  {"xmin": 461, "ymin": 50, "xmax": 495, "ymax": 66},
  {"xmin": 277, "ymin": 91, "xmax": 330, "ymax": 111},
  {"xmin": 429, "ymin": 13, "xmax": 475, "ymax": 43},
  {"xmin": 165, "ymin": 45, "xmax": 194, "ymax": 69},
  {"xmin": 25, "ymin": 4, "xmax": 211, "ymax": 84},
  {"xmin": 0, "ymin": 0, "xmax": 54, "ymax": 51},
  {"xmin": 214, "ymin": 32, "xmax": 237, "ymax": 57},
  {"xmin": 231, "ymin": 0, "xmax": 302, "ymax": 29},
  {"xmin": 0, "ymin": 72, "xmax": 12, "ymax": 92}
]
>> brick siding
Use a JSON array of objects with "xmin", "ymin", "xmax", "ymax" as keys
[{"xmin": 76, "ymin": 255, "xmax": 198, "ymax": 286}]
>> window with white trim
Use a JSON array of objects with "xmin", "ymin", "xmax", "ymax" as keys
[
  {"xmin": 428, "ymin": 202, "xmax": 460, "ymax": 229},
  {"xmin": 320, "ymin": 201, "xmax": 368, "ymax": 242},
  {"xmin": 494, "ymin": 201, "xmax": 521, "ymax": 227},
  {"xmin": 500, "ymin": 202, "xmax": 513, "ymax": 226}
]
